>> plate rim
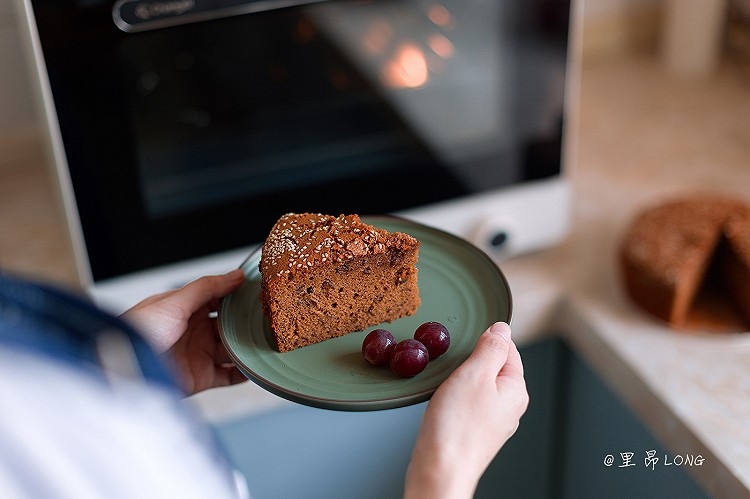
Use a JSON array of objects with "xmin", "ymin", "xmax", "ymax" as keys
[{"xmin": 218, "ymin": 215, "xmax": 512, "ymax": 411}]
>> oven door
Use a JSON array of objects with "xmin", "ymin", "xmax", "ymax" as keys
[{"xmin": 25, "ymin": 0, "xmax": 570, "ymax": 284}]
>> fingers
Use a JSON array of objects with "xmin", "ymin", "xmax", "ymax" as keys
[
  {"xmin": 206, "ymin": 365, "xmax": 247, "ymax": 390},
  {"xmin": 500, "ymin": 337, "xmax": 525, "ymax": 379},
  {"xmin": 171, "ymin": 269, "xmax": 245, "ymax": 316},
  {"xmin": 465, "ymin": 322, "xmax": 513, "ymax": 376},
  {"xmin": 215, "ymin": 337, "xmax": 234, "ymax": 365},
  {"xmin": 494, "ymin": 332, "xmax": 529, "ymax": 417}
]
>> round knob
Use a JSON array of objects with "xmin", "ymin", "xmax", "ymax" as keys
[{"xmin": 489, "ymin": 231, "xmax": 508, "ymax": 248}]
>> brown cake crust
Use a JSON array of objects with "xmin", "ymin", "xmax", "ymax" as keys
[
  {"xmin": 259, "ymin": 213, "xmax": 421, "ymax": 352},
  {"xmin": 619, "ymin": 196, "xmax": 750, "ymax": 331}
]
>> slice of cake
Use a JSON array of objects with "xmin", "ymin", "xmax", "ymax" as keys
[
  {"xmin": 259, "ymin": 213, "xmax": 421, "ymax": 352},
  {"xmin": 619, "ymin": 195, "xmax": 750, "ymax": 331}
]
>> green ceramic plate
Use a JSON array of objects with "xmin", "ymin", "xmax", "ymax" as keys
[{"xmin": 219, "ymin": 216, "xmax": 512, "ymax": 411}]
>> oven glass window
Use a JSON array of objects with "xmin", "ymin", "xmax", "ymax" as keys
[
  {"xmin": 33, "ymin": 0, "xmax": 570, "ymax": 280},
  {"xmin": 120, "ymin": 1, "xmax": 568, "ymax": 218}
]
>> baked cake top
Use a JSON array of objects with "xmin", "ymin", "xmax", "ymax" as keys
[
  {"xmin": 621, "ymin": 196, "xmax": 750, "ymax": 284},
  {"xmin": 260, "ymin": 213, "xmax": 419, "ymax": 283}
]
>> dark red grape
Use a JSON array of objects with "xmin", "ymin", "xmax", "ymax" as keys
[
  {"xmin": 390, "ymin": 339, "xmax": 429, "ymax": 377},
  {"xmin": 414, "ymin": 321, "xmax": 450, "ymax": 359},
  {"xmin": 362, "ymin": 329, "xmax": 397, "ymax": 366}
]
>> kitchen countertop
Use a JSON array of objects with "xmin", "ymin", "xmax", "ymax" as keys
[
  {"xmin": 567, "ymin": 54, "xmax": 750, "ymax": 498},
  {"xmin": 566, "ymin": 54, "xmax": 750, "ymax": 497},
  {"xmin": 2, "ymin": 53, "xmax": 750, "ymax": 497}
]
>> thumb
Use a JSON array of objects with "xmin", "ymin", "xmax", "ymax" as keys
[
  {"xmin": 171, "ymin": 269, "xmax": 245, "ymax": 315},
  {"xmin": 465, "ymin": 322, "xmax": 512, "ymax": 376}
]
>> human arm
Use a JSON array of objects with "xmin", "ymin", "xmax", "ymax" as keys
[
  {"xmin": 404, "ymin": 322, "xmax": 529, "ymax": 499},
  {"xmin": 120, "ymin": 269, "xmax": 247, "ymax": 395}
]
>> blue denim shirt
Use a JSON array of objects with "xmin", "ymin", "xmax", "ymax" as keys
[
  {"xmin": 0, "ymin": 272, "xmax": 175, "ymax": 390},
  {"xmin": 0, "ymin": 272, "xmax": 247, "ymax": 498}
]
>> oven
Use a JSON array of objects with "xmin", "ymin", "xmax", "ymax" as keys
[{"xmin": 17, "ymin": 0, "xmax": 580, "ymax": 311}]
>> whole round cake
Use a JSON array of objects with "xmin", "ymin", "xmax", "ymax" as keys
[{"xmin": 619, "ymin": 195, "xmax": 750, "ymax": 332}]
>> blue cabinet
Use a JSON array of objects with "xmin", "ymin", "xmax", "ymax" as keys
[
  {"xmin": 214, "ymin": 338, "xmax": 708, "ymax": 498},
  {"xmin": 476, "ymin": 338, "xmax": 708, "ymax": 499}
]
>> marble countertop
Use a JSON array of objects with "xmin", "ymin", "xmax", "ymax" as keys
[
  {"xmin": 2, "ymin": 53, "xmax": 749, "ymax": 497},
  {"xmin": 545, "ymin": 54, "xmax": 750, "ymax": 497}
]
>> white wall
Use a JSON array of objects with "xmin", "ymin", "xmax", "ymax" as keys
[
  {"xmin": 584, "ymin": 0, "xmax": 660, "ymax": 19},
  {"xmin": 0, "ymin": 0, "xmax": 36, "ymax": 131}
]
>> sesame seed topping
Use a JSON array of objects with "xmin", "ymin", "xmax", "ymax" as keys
[{"xmin": 258, "ymin": 213, "xmax": 416, "ymax": 283}]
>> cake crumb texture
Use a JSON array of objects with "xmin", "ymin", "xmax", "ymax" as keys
[{"xmin": 259, "ymin": 213, "xmax": 421, "ymax": 352}]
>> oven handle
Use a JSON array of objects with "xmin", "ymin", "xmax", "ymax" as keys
[{"xmin": 113, "ymin": 0, "xmax": 328, "ymax": 33}]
